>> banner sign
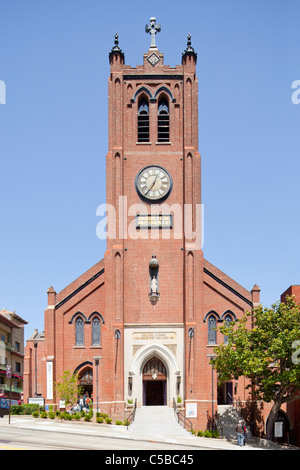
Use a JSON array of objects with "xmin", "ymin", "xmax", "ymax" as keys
[{"xmin": 0, "ymin": 398, "xmax": 19, "ymax": 409}]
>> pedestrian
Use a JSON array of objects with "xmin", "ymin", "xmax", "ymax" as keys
[
  {"xmin": 79, "ymin": 396, "xmax": 84, "ymax": 412},
  {"xmin": 86, "ymin": 395, "xmax": 91, "ymax": 411},
  {"xmin": 235, "ymin": 419, "xmax": 246, "ymax": 446}
]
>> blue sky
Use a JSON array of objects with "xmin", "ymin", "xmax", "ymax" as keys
[{"xmin": 0, "ymin": 0, "xmax": 299, "ymax": 338}]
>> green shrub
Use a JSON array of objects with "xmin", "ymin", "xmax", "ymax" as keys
[
  {"xmin": 32, "ymin": 411, "xmax": 39, "ymax": 418},
  {"xmin": 197, "ymin": 430, "xmax": 204, "ymax": 437},
  {"xmin": 11, "ymin": 405, "xmax": 21, "ymax": 415},
  {"xmin": 96, "ymin": 417, "xmax": 104, "ymax": 423},
  {"xmin": 60, "ymin": 411, "xmax": 72, "ymax": 420},
  {"xmin": 115, "ymin": 420, "xmax": 123, "ymax": 425},
  {"xmin": 84, "ymin": 413, "xmax": 92, "ymax": 422},
  {"xmin": 74, "ymin": 412, "xmax": 81, "ymax": 420},
  {"xmin": 40, "ymin": 411, "xmax": 48, "ymax": 419},
  {"xmin": 12, "ymin": 404, "xmax": 40, "ymax": 415},
  {"xmin": 48, "ymin": 411, "xmax": 56, "ymax": 419},
  {"xmin": 105, "ymin": 417, "xmax": 112, "ymax": 424},
  {"xmin": 123, "ymin": 419, "xmax": 129, "ymax": 426}
]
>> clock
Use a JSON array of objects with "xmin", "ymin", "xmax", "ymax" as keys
[{"xmin": 135, "ymin": 165, "xmax": 173, "ymax": 202}]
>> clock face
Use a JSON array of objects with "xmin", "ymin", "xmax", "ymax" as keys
[{"xmin": 135, "ymin": 165, "xmax": 173, "ymax": 202}]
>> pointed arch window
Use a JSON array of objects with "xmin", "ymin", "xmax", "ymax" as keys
[
  {"xmin": 224, "ymin": 314, "xmax": 233, "ymax": 345},
  {"xmin": 75, "ymin": 316, "xmax": 84, "ymax": 346},
  {"xmin": 92, "ymin": 316, "xmax": 101, "ymax": 346},
  {"xmin": 208, "ymin": 315, "xmax": 217, "ymax": 345},
  {"xmin": 138, "ymin": 98, "xmax": 149, "ymax": 142},
  {"xmin": 157, "ymin": 98, "xmax": 169, "ymax": 142},
  {"xmin": 143, "ymin": 357, "xmax": 167, "ymax": 377}
]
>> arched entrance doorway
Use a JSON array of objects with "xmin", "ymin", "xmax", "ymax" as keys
[
  {"xmin": 77, "ymin": 366, "xmax": 93, "ymax": 398},
  {"xmin": 142, "ymin": 356, "xmax": 167, "ymax": 406},
  {"xmin": 266, "ymin": 409, "xmax": 292, "ymax": 444}
]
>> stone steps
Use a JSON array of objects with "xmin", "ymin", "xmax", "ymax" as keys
[{"xmin": 128, "ymin": 405, "xmax": 191, "ymax": 438}]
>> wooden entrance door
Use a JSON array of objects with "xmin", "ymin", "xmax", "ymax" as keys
[{"xmin": 142, "ymin": 357, "xmax": 167, "ymax": 406}]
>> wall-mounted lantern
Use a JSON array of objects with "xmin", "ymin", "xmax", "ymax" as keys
[
  {"xmin": 177, "ymin": 375, "xmax": 181, "ymax": 394},
  {"xmin": 128, "ymin": 376, "xmax": 133, "ymax": 392}
]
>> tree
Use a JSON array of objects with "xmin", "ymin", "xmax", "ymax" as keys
[
  {"xmin": 211, "ymin": 296, "xmax": 300, "ymax": 440},
  {"xmin": 54, "ymin": 371, "xmax": 83, "ymax": 406}
]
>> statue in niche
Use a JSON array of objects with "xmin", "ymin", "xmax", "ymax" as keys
[
  {"xmin": 149, "ymin": 255, "xmax": 160, "ymax": 304},
  {"xmin": 150, "ymin": 276, "xmax": 158, "ymax": 293}
]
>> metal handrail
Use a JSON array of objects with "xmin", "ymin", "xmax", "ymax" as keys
[
  {"xmin": 126, "ymin": 398, "xmax": 137, "ymax": 430},
  {"xmin": 173, "ymin": 398, "xmax": 193, "ymax": 433}
]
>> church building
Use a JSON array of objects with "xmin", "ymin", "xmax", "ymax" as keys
[{"xmin": 24, "ymin": 19, "xmax": 261, "ymax": 430}]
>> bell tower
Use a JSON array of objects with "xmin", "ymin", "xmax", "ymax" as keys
[{"xmin": 105, "ymin": 19, "xmax": 204, "ymax": 414}]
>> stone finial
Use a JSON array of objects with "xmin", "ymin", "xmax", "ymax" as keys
[
  {"xmin": 109, "ymin": 32, "xmax": 125, "ymax": 63},
  {"xmin": 182, "ymin": 33, "xmax": 197, "ymax": 64}
]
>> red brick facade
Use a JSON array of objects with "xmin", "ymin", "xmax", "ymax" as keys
[{"xmin": 24, "ymin": 26, "xmax": 262, "ymax": 430}]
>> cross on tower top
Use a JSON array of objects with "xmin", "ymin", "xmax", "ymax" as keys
[{"xmin": 145, "ymin": 17, "xmax": 161, "ymax": 49}]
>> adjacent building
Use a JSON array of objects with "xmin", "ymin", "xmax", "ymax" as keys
[{"xmin": 0, "ymin": 309, "xmax": 27, "ymax": 401}]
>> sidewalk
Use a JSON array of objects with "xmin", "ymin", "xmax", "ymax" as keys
[{"xmin": 0, "ymin": 415, "xmax": 294, "ymax": 451}]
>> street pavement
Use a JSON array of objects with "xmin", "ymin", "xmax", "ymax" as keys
[{"xmin": 0, "ymin": 412, "xmax": 291, "ymax": 451}]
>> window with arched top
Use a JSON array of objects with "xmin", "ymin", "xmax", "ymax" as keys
[
  {"xmin": 138, "ymin": 97, "xmax": 149, "ymax": 142},
  {"xmin": 143, "ymin": 357, "xmax": 167, "ymax": 378},
  {"xmin": 208, "ymin": 315, "xmax": 217, "ymax": 345},
  {"xmin": 75, "ymin": 316, "xmax": 84, "ymax": 346},
  {"xmin": 157, "ymin": 98, "xmax": 169, "ymax": 142},
  {"xmin": 224, "ymin": 314, "xmax": 233, "ymax": 344},
  {"xmin": 92, "ymin": 316, "xmax": 101, "ymax": 346}
]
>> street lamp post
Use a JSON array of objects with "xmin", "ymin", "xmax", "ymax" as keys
[
  {"xmin": 207, "ymin": 353, "xmax": 217, "ymax": 430},
  {"xmin": 95, "ymin": 358, "xmax": 99, "ymax": 415}
]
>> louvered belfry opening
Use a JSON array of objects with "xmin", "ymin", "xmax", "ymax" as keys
[
  {"xmin": 138, "ymin": 97, "xmax": 150, "ymax": 142},
  {"xmin": 157, "ymin": 98, "xmax": 169, "ymax": 142}
]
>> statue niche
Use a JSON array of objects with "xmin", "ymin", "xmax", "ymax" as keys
[{"xmin": 149, "ymin": 255, "xmax": 160, "ymax": 304}]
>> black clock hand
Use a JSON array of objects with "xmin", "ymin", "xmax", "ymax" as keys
[{"xmin": 145, "ymin": 175, "xmax": 158, "ymax": 195}]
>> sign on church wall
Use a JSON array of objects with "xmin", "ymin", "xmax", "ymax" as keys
[
  {"xmin": 135, "ymin": 214, "xmax": 173, "ymax": 229},
  {"xmin": 46, "ymin": 361, "xmax": 53, "ymax": 400},
  {"xmin": 186, "ymin": 402, "xmax": 197, "ymax": 418}
]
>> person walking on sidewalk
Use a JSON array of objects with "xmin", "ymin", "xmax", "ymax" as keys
[{"xmin": 236, "ymin": 419, "xmax": 246, "ymax": 446}]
